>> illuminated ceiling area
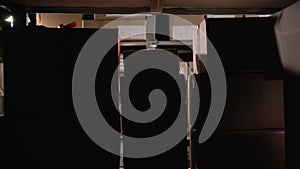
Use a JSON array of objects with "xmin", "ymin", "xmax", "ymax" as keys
[
  {"xmin": 8, "ymin": 0, "xmax": 297, "ymax": 8},
  {"xmin": 4, "ymin": 0, "xmax": 299, "ymax": 14},
  {"xmin": 0, "ymin": 0, "xmax": 298, "ymax": 28}
]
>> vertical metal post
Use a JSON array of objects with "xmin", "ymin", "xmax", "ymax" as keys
[
  {"xmin": 146, "ymin": 14, "xmax": 157, "ymax": 49},
  {"xmin": 187, "ymin": 74, "xmax": 194, "ymax": 169}
]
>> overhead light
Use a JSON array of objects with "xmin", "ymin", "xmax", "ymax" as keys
[
  {"xmin": 206, "ymin": 15, "xmax": 236, "ymax": 18},
  {"xmin": 5, "ymin": 16, "xmax": 13, "ymax": 22},
  {"xmin": 5, "ymin": 16, "xmax": 13, "ymax": 27},
  {"xmin": 259, "ymin": 15, "xmax": 271, "ymax": 17}
]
